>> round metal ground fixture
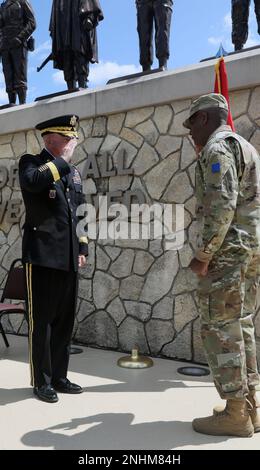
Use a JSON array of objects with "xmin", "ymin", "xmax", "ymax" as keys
[
  {"xmin": 118, "ymin": 348, "xmax": 154, "ymax": 369},
  {"xmin": 69, "ymin": 346, "xmax": 83, "ymax": 355},
  {"xmin": 177, "ymin": 366, "xmax": 210, "ymax": 377}
]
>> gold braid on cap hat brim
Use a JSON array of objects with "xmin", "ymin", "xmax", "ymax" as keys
[{"xmin": 40, "ymin": 126, "xmax": 78, "ymax": 138}]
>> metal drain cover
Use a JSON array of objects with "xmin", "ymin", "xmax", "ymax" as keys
[
  {"xmin": 177, "ymin": 366, "xmax": 210, "ymax": 377},
  {"xmin": 70, "ymin": 346, "xmax": 83, "ymax": 355}
]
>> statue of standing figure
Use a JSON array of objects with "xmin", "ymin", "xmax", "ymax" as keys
[
  {"xmin": 232, "ymin": 0, "xmax": 260, "ymax": 51},
  {"xmin": 0, "ymin": 0, "xmax": 36, "ymax": 105},
  {"xmin": 49, "ymin": 0, "xmax": 104, "ymax": 90},
  {"xmin": 136, "ymin": 0, "xmax": 173, "ymax": 71}
]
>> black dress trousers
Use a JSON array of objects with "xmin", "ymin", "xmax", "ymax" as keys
[{"xmin": 25, "ymin": 264, "xmax": 78, "ymax": 387}]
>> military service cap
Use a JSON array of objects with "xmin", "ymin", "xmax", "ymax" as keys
[
  {"xmin": 183, "ymin": 93, "xmax": 229, "ymax": 128},
  {"xmin": 36, "ymin": 115, "xmax": 79, "ymax": 138}
]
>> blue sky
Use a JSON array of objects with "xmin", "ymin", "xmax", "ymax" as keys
[{"xmin": 0, "ymin": 0, "xmax": 259, "ymax": 104}]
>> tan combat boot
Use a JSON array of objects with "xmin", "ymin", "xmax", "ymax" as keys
[
  {"xmin": 213, "ymin": 390, "xmax": 260, "ymax": 433},
  {"xmin": 192, "ymin": 398, "xmax": 254, "ymax": 437},
  {"xmin": 248, "ymin": 390, "xmax": 260, "ymax": 432}
]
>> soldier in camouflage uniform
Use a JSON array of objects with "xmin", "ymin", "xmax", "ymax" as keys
[
  {"xmin": 232, "ymin": 0, "xmax": 260, "ymax": 51},
  {"xmin": 183, "ymin": 93, "xmax": 260, "ymax": 437}
]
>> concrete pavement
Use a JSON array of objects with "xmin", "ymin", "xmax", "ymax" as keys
[{"xmin": 0, "ymin": 335, "xmax": 259, "ymax": 450}]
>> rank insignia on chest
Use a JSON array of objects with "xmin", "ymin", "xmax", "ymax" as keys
[
  {"xmin": 211, "ymin": 162, "xmax": 221, "ymax": 173},
  {"xmin": 49, "ymin": 189, "xmax": 57, "ymax": 199},
  {"xmin": 73, "ymin": 170, "xmax": 81, "ymax": 185}
]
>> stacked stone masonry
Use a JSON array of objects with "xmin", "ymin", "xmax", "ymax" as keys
[{"xmin": 0, "ymin": 86, "xmax": 260, "ymax": 365}]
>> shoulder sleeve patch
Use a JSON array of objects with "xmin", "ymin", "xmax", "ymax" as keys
[{"xmin": 211, "ymin": 162, "xmax": 221, "ymax": 173}]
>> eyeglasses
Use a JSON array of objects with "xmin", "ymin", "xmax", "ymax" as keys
[{"xmin": 62, "ymin": 135, "xmax": 77, "ymax": 142}]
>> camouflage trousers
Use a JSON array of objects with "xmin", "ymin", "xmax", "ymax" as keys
[{"xmin": 198, "ymin": 249, "xmax": 260, "ymax": 399}]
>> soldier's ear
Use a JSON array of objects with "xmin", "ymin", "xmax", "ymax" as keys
[{"xmin": 200, "ymin": 111, "xmax": 208, "ymax": 126}]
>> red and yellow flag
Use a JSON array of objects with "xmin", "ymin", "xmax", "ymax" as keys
[{"xmin": 214, "ymin": 57, "xmax": 235, "ymax": 131}]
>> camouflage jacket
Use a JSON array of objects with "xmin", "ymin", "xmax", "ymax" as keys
[{"xmin": 195, "ymin": 125, "xmax": 260, "ymax": 262}]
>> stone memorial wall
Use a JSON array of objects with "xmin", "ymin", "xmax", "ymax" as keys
[{"xmin": 0, "ymin": 49, "xmax": 260, "ymax": 363}]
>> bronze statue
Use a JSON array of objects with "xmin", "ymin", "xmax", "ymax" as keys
[
  {"xmin": 49, "ymin": 0, "xmax": 104, "ymax": 90},
  {"xmin": 232, "ymin": 0, "xmax": 260, "ymax": 51},
  {"xmin": 136, "ymin": 0, "xmax": 173, "ymax": 71},
  {"xmin": 0, "ymin": 0, "xmax": 36, "ymax": 105}
]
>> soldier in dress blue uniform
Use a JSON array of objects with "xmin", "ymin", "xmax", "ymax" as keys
[{"xmin": 19, "ymin": 115, "xmax": 88, "ymax": 403}]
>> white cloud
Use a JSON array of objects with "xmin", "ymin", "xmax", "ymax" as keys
[
  {"xmin": 38, "ymin": 53, "xmax": 52, "ymax": 63},
  {"xmin": 208, "ymin": 11, "xmax": 232, "ymax": 49},
  {"xmin": 32, "ymin": 40, "xmax": 51, "ymax": 57},
  {"xmin": 89, "ymin": 61, "xmax": 141, "ymax": 86},
  {"xmin": 0, "ymin": 87, "xmax": 8, "ymax": 105},
  {"xmin": 246, "ymin": 31, "xmax": 259, "ymax": 47},
  {"xmin": 208, "ymin": 9, "xmax": 259, "ymax": 52},
  {"xmin": 27, "ymin": 86, "xmax": 37, "ymax": 98},
  {"xmin": 0, "ymin": 71, "xmax": 5, "ymax": 85},
  {"xmin": 224, "ymin": 12, "xmax": 232, "ymax": 29},
  {"xmin": 0, "ymin": 69, "xmax": 8, "ymax": 104},
  {"xmin": 28, "ymin": 66, "xmax": 37, "ymax": 74},
  {"xmin": 52, "ymin": 61, "xmax": 141, "ymax": 88},
  {"xmin": 249, "ymin": 8, "xmax": 257, "ymax": 23},
  {"xmin": 53, "ymin": 70, "xmax": 64, "ymax": 84},
  {"xmin": 208, "ymin": 36, "xmax": 224, "ymax": 46}
]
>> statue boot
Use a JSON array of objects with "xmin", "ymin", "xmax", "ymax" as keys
[
  {"xmin": 213, "ymin": 389, "xmax": 260, "ymax": 433},
  {"xmin": 192, "ymin": 398, "xmax": 254, "ymax": 437},
  {"xmin": 17, "ymin": 89, "xmax": 26, "ymax": 105},
  {"xmin": 158, "ymin": 58, "xmax": 168, "ymax": 71},
  {"xmin": 78, "ymin": 76, "xmax": 88, "ymax": 89},
  {"xmin": 66, "ymin": 80, "xmax": 77, "ymax": 90},
  {"xmin": 234, "ymin": 42, "xmax": 243, "ymax": 51},
  {"xmin": 8, "ymin": 92, "xmax": 17, "ymax": 105},
  {"xmin": 142, "ymin": 64, "xmax": 151, "ymax": 72}
]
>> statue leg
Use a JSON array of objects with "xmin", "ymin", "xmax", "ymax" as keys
[
  {"xmin": 13, "ymin": 46, "xmax": 28, "ymax": 104},
  {"xmin": 254, "ymin": 0, "xmax": 260, "ymax": 35},
  {"xmin": 78, "ymin": 76, "xmax": 88, "ymax": 89},
  {"xmin": 231, "ymin": 0, "xmax": 250, "ymax": 50},
  {"xmin": 136, "ymin": 0, "xmax": 154, "ymax": 70},
  {"xmin": 154, "ymin": 0, "xmax": 173, "ymax": 70},
  {"xmin": 1, "ymin": 50, "xmax": 16, "ymax": 104},
  {"xmin": 17, "ymin": 89, "xmax": 27, "ymax": 105},
  {"xmin": 66, "ymin": 80, "xmax": 77, "ymax": 90},
  {"xmin": 63, "ymin": 52, "xmax": 77, "ymax": 90},
  {"xmin": 8, "ymin": 92, "xmax": 17, "ymax": 105},
  {"xmin": 75, "ymin": 53, "xmax": 89, "ymax": 89}
]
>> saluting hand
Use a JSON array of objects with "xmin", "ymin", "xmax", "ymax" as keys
[
  {"xmin": 78, "ymin": 255, "xmax": 87, "ymax": 268},
  {"xmin": 61, "ymin": 138, "xmax": 78, "ymax": 163}
]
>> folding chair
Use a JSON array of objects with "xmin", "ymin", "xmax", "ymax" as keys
[{"xmin": 0, "ymin": 259, "xmax": 26, "ymax": 347}]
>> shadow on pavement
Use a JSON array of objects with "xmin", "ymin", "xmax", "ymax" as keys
[{"xmin": 21, "ymin": 412, "xmax": 228, "ymax": 450}]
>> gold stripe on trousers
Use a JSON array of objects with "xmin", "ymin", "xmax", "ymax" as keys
[{"xmin": 25, "ymin": 263, "xmax": 35, "ymax": 387}]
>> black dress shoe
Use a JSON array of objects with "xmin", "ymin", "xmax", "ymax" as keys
[
  {"xmin": 33, "ymin": 384, "xmax": 59, "ymax": 403},
  {"xmin": 53, "ymin": 378, "xmax": 83, "ymax": 394}
]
